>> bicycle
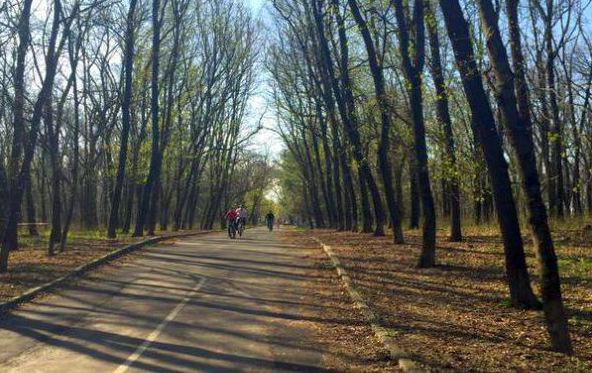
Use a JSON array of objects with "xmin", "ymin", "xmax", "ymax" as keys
[
  {"xmin": 228, "ymin": 220, "xmax": 237, "ymax": 239},
  {"xmin": 236, "ymin": 218, "xmax": 245, "ymax": 237}
]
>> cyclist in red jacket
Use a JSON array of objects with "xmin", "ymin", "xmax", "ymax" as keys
[{"xmin": 224, "ymin": 207, "xmax": 239, "ymax": 238}]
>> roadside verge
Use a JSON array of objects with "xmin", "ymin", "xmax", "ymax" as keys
[
  {"xmin": 312, "ymin": 237, "xmax": 425, "ymax": 373},
  {"xmin": 0, "ymin": 230, "xmax": 211, "ymax": 315}
]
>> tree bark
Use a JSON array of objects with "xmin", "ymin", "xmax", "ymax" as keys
[
  {"xmin": 393, "ymin": 0, "xmax": 436, "ymax": 266},
  {"xmin": 135, "ymin": 0, "xmax": 163, "ymax": 237},
  {"xmin": 438, "ymin": 0, "xmax": 540, "ymax": 308},
  {"xmin": 108, "ymin": 0, "xmax": 138, "ymax": 238},
  {"xmin": 25, "ymin": 173, "xmax": 38, "ymax": 236},
  {"xmin": 425, "ymin": 0, "xmax": 461, "ymax": 241},
  {"xmin": 314, "ymin": 0, "xmax": 385, "ymax": 235},
  {"xmin": 409, "ymin": 158, "xmax": 420, "ymax": 229},
  {"xmin": 47, "ymin": 100, "xmax": 62, "ymax": 256},
  {"xmin": 348, "ymin": 0, "xmax": 404, "ymax": 243},
  {"xmin": 477, "ymin": 0, "xmax": 572, "ymax": 353},
  {"xmin": 2, "ymin": 0, "xmax": 61, "ymax": 271}
]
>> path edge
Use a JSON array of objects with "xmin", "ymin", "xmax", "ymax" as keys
[
  {"xmin": 0, "ymin": 230, "xmax": 211, "ymax": 315},
  {"xmin": 312, "ymin": 237, "xmax": 425, "ymax": 373}
]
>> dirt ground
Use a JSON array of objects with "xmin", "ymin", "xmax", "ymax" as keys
[
  {"xmin": 282, "ymin": 226, "xmax": 592, "ymax": 372},
  {"xmin": 3, "ymin": 226, "xmax": 589, "ymax": 371},
  {"xmin": 279, "ymin": 230, "xmax": 399, "ymax": 371}
]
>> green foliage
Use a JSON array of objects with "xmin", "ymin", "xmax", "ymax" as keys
[{"xmin": 276, "ymin": 150, "xmax": 307, "ymax": 220}]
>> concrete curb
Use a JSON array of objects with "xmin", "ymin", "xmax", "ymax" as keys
[
  {"xmin": 0, "ymin": 230, "xmax": 211, "ymax": 315},
  {"xmin": 312, "ymin": 237, "xmax": 425, "ymax": 373}
]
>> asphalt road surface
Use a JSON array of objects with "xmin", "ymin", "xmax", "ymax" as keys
[{"xmin": 0, "ymin": 228, "xmax": 333, "ymax": 372}]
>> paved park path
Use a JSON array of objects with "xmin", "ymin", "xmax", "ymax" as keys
[{"xmin": 0, "ymin": 228, "xmax": 338, "ymax": 372}]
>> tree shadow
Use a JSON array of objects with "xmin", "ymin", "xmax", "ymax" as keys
[{"xmin": 0, "ymin": 231, "xmax": 369, "ymax": 371}]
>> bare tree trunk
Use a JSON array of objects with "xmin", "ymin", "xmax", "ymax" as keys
[
  {"xmin": 477, "ymin": 0, "xmax": 572, "ymax": 353},
  {"xmin": 135, "ymin": 0, "xmax": 162, "ymax": 237},
  {"xmin": 393, "ymin": 0, "xmax": 436, "ymax": 266},
  {"xmin": 0, "ymin": 165, "xmax": 8, "ymax": 235},
  {"xmin": 409, "ymin": 158, "xmax": 420, "ymax": 229},
  {"xmin": 108, "ymin": 0, "xmax": 138, "ymax": 238},
  {"xmin": 0, "ymin": 0, "xmax": 34, "ymax": 269},
  {"xmin": 2, "ymin": 0, "xmax": 61, "ymax": 271},
  {"xmin": 438, "ymin": 0, "xmax": 540, "ymax": 308},
  {"xmin": 541, "ymin": 0, "xmax": 565, "ymax": 218},
  {"xmin": 343, "ymin": 150, "xmax": 358, "ymax": 231},
  {"xmin": 60, "ymin": 44, "xmax": 81, "ymax": 253},
  {"xmin": 426, "ymin": 0, "xmax": 461, "ymax": 241},
  {"xmin": 348, "ymin": 0, "xmax": 404, "ymax": 243},
  {"xmin": 47, "ymin": 100, "xmax": 62, "ymax": 256},
  {"xmin": 25, "ymin": 173, "xmax": 38, "ymax": 236}
]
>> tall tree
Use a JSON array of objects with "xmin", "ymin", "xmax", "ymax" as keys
[
  {"xmin": 1, "ymin": 0, "xmax": 62, "ymax": 271},
  {"xmin": 476, "ymin": 0, "xmax": 572, "ymax": 353},
  {"xmin": 1, "ymin": 0, "xmax": 34, "ymax": 269},
  {"xmin": 311, "ymin": 0, "xmax": 386, "ymax": 235},
  {"xmin": 393, "ymin": 0, "xmax": 437, "ymax": 267},
  {"xmin": 425, "ymin": 0, "xmax": 461, "ymax": 242},
  {"xmin": 348, "ymin": 0, "xmax": 404, "ymax": 243},
  {"xmin": 134, "ymin": 0, "xmax": 163, "ymax": 237},
  {"xmin": 438, "ymin": 0, "xmax": 540, "ymax": 308},
  {"xmin": 108, "ymin": 0, "xmax": 139, "ymax": 239}
]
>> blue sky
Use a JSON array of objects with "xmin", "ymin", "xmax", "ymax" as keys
[
  {"xmin": 243, "ymin": 0, "xmax": 284, "ymax": 159},
  {"xmin": 246, "ymin": 0, "xmax": 265, "ymax": 12}
]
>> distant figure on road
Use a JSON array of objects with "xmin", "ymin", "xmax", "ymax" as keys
[
  {"xmin": 265, "ymin": 211, "xmax": 275, "ymax": 232},
  {"xmin": 235, "ymin": 205, "xmax": 248, "ymax": 237},
  {"xmin": 236, "ymin": 205, "xmax": 248, "ymax": 228}
]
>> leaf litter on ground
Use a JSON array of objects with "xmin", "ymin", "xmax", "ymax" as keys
[{"xmin": 282, "ymin": 226, "xmax": 592, "ymax": 372}]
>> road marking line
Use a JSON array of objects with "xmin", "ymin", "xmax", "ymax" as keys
[{"xmin": 113, "ymin": 277, "xmax": 206, "ymax": 373}]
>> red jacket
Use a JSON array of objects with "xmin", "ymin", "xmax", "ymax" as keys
[{"xmin": 225, "ymin": 209, "xmax": 238, "ymax": 220}]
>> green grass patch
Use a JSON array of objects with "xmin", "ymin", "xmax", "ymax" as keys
[
  {"xmin": 559, "ymin": 257, "xmax": 592, "ymax": 282},
  {"xmin": 496, "ymin": 298, "xmax": 514, "ymax": 308}
]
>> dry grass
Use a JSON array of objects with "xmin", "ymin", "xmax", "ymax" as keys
[{"xmin": 285, "ymin": 224, "xmax": 592, "ymax": 371}]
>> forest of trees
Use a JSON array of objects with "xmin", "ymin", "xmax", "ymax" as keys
[
  {"xmin": 1, "ymin": 0, "xmax": 590, "ymax": 357},
  {"xmin": 0, "ymin": 0, "xmax": 276, "ymax": 271},
  {"xmin": 268, "ymin": 0, "xmax": 592, "ymax": 354}
]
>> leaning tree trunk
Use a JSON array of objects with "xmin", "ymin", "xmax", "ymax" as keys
[
  {"xmin": 477, "ymin": 0, "xmax": 572, "ymax": 353},
  {"xmin": 439, "ymin": 0, "xmax": 540, "ymax": 309},
  {"xmin": 348, "ymin": 0, "xmax": 404, "ymax": 243},
  {"xmin": 2, "ymin": 0, "xmax": 61, "ymax": 271},
  {"xmin": 310, "ymin": 0, "xmax": 385, "ymax": 235},
  {"xmin": 0, "ymin": 0, "xmax": 34, "ymax": 271}
]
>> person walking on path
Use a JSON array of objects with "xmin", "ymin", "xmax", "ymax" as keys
[{"xmin": 265, "ymin": 211, "xmax": 275, "ymax": 232}]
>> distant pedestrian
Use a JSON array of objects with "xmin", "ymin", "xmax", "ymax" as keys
[{"xmin": 265, "ymin": 211, "xmax": 275, "ymax": 231}]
